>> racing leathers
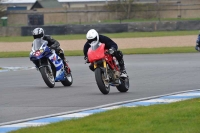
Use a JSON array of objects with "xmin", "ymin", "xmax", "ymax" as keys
[{"xmin": 195, "ymin": 34, "xmax": 200, "ymax": 51}]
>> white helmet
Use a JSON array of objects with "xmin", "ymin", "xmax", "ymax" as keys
[
  {"xmin": 32, "ymin": 27, "xmax": 44, "ymax": 39},
  {"xmin": 86, "ymin": 29, "xmax": 99, "ymax": 45}
]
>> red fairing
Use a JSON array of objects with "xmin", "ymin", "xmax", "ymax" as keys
[{"xmin": 88, "ymin": 44, "xmax": 105, "ymax": 63}]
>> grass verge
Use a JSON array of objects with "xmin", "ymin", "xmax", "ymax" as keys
[
  {"xmin": 0, "ymin": 47, "xmax": 196, "ymax": 58},
  {"xmin": 0, "ymin": 30, "xmax": 198, "ymax": 42},
  {"xmin": 102, "ymin": 17, "xmax": 200, "ymax": 23},
  {"xmin": 10, "ymin": 98, "xmax": 200, "ymax": 133}
]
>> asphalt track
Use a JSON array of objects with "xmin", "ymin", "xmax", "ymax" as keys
[{"xmin": 0, "ymin": 53, "xmax": 200, "ymax": 124}]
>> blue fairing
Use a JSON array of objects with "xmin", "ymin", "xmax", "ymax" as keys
[
  {"xmin": 56, "ymin": 63, "xmax": 63, "ymax": 71},
  {"xmin": 30, "ymin": 39, "xmax": 66, "ymax": 82},
  {"xmin": 55, "ymin": 71, "xmax": 65, "ymax": 81},
  {"xmin": 30, "ymin": 48, "xmax": 51, "ymax": 61},
  {"xmin": 49, "ymin": 53, "xmax": 63, "ymax": 72}
]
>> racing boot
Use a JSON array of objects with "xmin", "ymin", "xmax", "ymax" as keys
[
  {"xmin": 120, "ymin": 65, "xmax": 128, "ymax": 77},
  {"xmin": 119, "ymin": 60, "xmax": 128, "ymax": 77},
  {"xmin": 62, "ymin": 57, "xmax": 71, "ymax": 74},
  {"xmin": 62, "ymin": 57, "xmax": 68, "ymax": 68}
]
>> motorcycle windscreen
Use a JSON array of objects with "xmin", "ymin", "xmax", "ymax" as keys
[
  {"xmin": 88, "ymin": 43, "xmax": 105, "ymax": 63},
  {"xmin": 32, "ymin": 39, "xmax": 48, "ymax": 51}
]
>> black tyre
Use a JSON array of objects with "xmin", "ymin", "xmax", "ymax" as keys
[
  {"xmin": 95, "ymin": 68, "xmax": 110, "ymax": 95},
  {"xmin": 116, "ymin": 77, "xmax": 129, "ymax": 92},
  {"xmin": 40, "ymin": 67, "xmax": 55, "ymax": 88},
  {"xmin": 61, "ymin": 73, "xmax": 73, "ymax": 86}
]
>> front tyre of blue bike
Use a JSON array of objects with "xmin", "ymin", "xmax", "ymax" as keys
[{"xmin": 40, "ymin": 66, "xmax": 55, "ymax": 88}]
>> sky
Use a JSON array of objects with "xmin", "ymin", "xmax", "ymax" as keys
[
  {"xmin": 1, "ymin": 0, "xmax": 36, "ymax": 3},
  {"xmin": 1, "ymin": 0, "xmax": 116, "ymax": 4}
]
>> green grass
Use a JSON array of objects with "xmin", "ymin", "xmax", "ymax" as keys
[
  {"xmin": 102, "ymin": 17, "xmax": 200, "ymax": 23},
  {"xmin": 0, "ymin": 30, "xmax": 198, "ymax": 42},
  {"xmin": 10, "ymin": 98, "xmax": 200, "ymax": 133},
  {"xmin": 121, "ymin": 47, "xmax": 196, "ymax": 54},
  {"xmin": 0, "ymin": 47, "xmax": 196, "ymax": 58},
  {"xmin": 0, "ymin": 51, "xmax": 30, "ymax": 58}
]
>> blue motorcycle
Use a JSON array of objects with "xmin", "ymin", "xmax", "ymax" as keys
[{"xmin": 30, "ymin": 38, "xmax": 73, "ymax": 88}]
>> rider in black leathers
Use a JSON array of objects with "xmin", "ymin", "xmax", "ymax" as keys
[
  {"xmin": 195, "ymin": 33, "xmax": 200, "ymax": 51},
  {"xmin": 83, "ymin": 29, "xmax": 127, "ymax": 75},
  {"xmin": 32, "ymin": 27, "xmax": 67, "ymax": 67}
]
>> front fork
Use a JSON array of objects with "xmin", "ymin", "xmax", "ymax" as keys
[
  {"xmin": 36, "ymin": 59, "xmax": 53, "ymax": 76},
  {"xmin": 94, "ymin": 60, "xmax": 109, "ymax": 82}
]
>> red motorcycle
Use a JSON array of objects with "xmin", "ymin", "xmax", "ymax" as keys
[{"xmin": 87, "ymin": 42, "xmax": 129, "ymax": 94}]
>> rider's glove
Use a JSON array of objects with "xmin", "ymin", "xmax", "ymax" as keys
[
  {"xmin": 108, "ymin": 47, "xmax": 116, "ymax": 55},
  {"xmin": 195, "ymin": 45, "xmax": 200, "ymax": 51},
  {"xmin": 195, "ymin": 41, "xmax": 199, "ymax": 51}
]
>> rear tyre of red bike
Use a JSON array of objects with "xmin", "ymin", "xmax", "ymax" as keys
[
  {"xmin": 95, "ymin": 68, "xmax": 110, "ymax": 95},
  {"xmin": 116, "ymin": 77, "xmax": 129, "ymax": 92}
]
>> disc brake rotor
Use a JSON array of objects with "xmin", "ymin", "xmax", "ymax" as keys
[{"xmin": 46, "ymin": 68, "xmax": 54, "ymax": 83}]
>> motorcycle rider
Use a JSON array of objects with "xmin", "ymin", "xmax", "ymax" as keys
[
  {"xmin": 32, "ymin": 27, "xmax": 67, "ymax": 67},
  {"xmin": 195, "ymin": 32, "xmax": 200, "ymax": 51},
  {"xmin": 83, "ymin": 29, "xmax": 127, "ymax": 76}
]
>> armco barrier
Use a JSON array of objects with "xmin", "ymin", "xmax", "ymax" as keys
[
  {"xmin": 21, "ymin": 20, "xmax": 200, "ymax": 36},
  {"xmin": 21, "ymin": 24, "xmax": 128, "ymax": 36},
  {"xmin": 1, "ymin": 20, "xmax": 200, "ymax": 36}
]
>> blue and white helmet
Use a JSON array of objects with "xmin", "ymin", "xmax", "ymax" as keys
[{"xmin": 32, "ymin": 28, "xmax": 44, "ymax": 39}]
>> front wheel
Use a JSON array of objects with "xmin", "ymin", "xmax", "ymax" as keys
[
  {"xmin": 61, "ymin": 73, "xmax": 73, "ymax": 86},
  {"xmin": 116, "ymin": 77, "xmax": 129, "ymax": 92},
  {"xmin": 40, "ymin": 66, "xmax": 55, "ymax": 88},
  {"xmin": 95, "ymin": 67, "xmax": 110, "ymax": 95}
]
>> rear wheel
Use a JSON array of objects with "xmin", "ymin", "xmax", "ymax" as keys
[
  {"xmin": 116, "ymin": 77, "xmax": 129, "ymax": 92},
  {"xmin": 61, "ymin": 73, "xmax": 73, "ymax": 86},
  {"xmin": 40, "ymin": 66, "xmax": 55, "ymax": 88},
  {"xmin": 95, "ymin": 68, "xmax": 110, "ymax": 94}
]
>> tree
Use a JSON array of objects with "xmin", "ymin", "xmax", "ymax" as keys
[
  {"xmin": 107, "ymin": 0, "xmax": 161, "ymax": 19},
  {"xmin": 119, "ymin": 0, "xmax": 135, "ymax": 19},
  {"xmin": 0, "ymin": 0, "xmax": 6, "ymax": 17},
  {"xmin": 106, "ymin": 0, "xmax": 135, "ymax": 20}
]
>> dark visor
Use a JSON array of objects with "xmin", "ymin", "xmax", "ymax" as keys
[{"xmin": 87, "ymin": 36, "xmax": 97, "ymax": 43}]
